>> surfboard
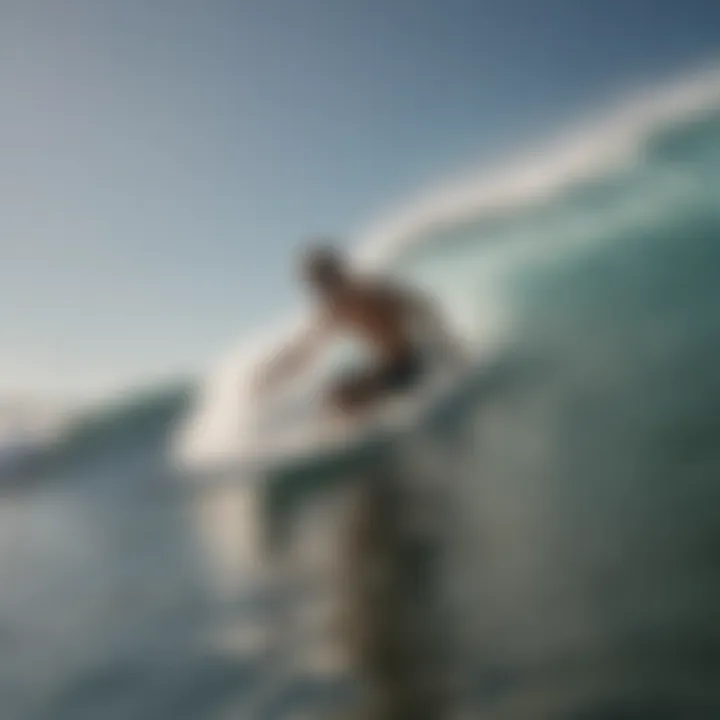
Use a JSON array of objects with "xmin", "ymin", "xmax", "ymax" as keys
[{"xmin": 247, "ymin": 354, "xmax": 466, "ymax": 472}]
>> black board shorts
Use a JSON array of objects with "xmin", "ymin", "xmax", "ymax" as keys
[
  {"xmin": 332, "ymin": 348, "xmax": 426, "ymax": 408},
  {"xmin": 373, "ymin": 349, "xmax": 424, "ymax": 393}
]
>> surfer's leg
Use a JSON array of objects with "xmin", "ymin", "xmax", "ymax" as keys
[{"xmin": 329, "ymin": 370, "xmax": 381, "ymax": 414}]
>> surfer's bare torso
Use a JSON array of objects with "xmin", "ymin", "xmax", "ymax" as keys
[
  {"xmin": 321, "ymin": 280, "xmax": 416, "ymax": 361},
  {"xmin": 257, "ymin": 244, "xmax": 460, "ymax": 414}
]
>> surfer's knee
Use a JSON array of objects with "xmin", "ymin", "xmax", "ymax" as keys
[
  {"xmin": 329, "ymin": 383, "xmax": 359, "ymax": 413},
  {"xmin": 329, "ymin": 376, "xmax": 373, "ymax": 414}
]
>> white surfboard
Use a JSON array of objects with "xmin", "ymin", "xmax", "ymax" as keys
[
  {"xmin": 245, "ymin": 358, "xmax": 470, "ymax": 479},
  {"xmin": 171, "ymin": 327, "xmax": 496, "ymax": 484}
]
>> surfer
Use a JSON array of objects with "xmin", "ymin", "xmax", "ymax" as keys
[{"xmin": 256, "ymin": 243, "xmax": 463, "ymax": 415}]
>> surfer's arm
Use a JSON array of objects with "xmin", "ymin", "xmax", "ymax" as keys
[{"xmin": 256, "ymin": 315, "xmax": 334, "ymax": 392}]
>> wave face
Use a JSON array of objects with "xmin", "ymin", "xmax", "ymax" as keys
[{"xmin": 3, "ymin": 70, "xmax": 720, "ymax": 719}]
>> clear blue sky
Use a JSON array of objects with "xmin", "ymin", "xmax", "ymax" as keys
[{"xmin": 2, "ymin": 0, "xmax": 719, "ymax": 397}]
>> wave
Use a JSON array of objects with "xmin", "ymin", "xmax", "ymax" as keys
[
  {"xmin": 55, "ymin": 383, "xmax": 193, "ymax": 459},
  {"xmin": 174, "ymin": 62, "xmax": 720, "ymax": 469},
  {"xmin": 0, "ymin": 383, "xmax": 194, "ymax": 480}
]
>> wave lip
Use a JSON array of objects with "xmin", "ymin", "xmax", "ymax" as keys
[{"xmin": 354, "ymin": 61, "xmax": 720, "ymax": 268}]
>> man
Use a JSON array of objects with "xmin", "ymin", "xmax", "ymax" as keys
[{"xmin": 256, "ymin": 243, "xmax": 463, "ymax": 415}]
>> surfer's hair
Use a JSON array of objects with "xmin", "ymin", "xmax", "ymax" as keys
[{"xmin": 301, "ymin": 243, "xmax": 344, "ymax": 287}]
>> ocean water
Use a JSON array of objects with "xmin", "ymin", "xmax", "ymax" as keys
[{"xmin": 2, "ymin": 72, "xmax": 720, "ymax": 719}]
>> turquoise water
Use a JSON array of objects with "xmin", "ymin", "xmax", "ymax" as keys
[{"xmin": 2, "ymin": 93, "xmax": 720, "ymax": 718}]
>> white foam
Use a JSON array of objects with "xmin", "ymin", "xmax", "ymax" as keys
[{"xmin": 354, "ymin": 61, "xmax": 720, "ymax": 268}]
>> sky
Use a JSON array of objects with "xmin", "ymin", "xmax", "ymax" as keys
[{"xmin": 2, "ymin": 0, "xmax": 720, "ymax": 399}]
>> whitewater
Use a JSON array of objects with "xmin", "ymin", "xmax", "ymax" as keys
[{"xmin": 1, "ymin": 65, "xmax": 720, "ymax": 718}]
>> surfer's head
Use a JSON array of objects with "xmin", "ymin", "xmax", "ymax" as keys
[{"xmin": 301, "ymin": 243, "xmax": 346, "ymax": 294}]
